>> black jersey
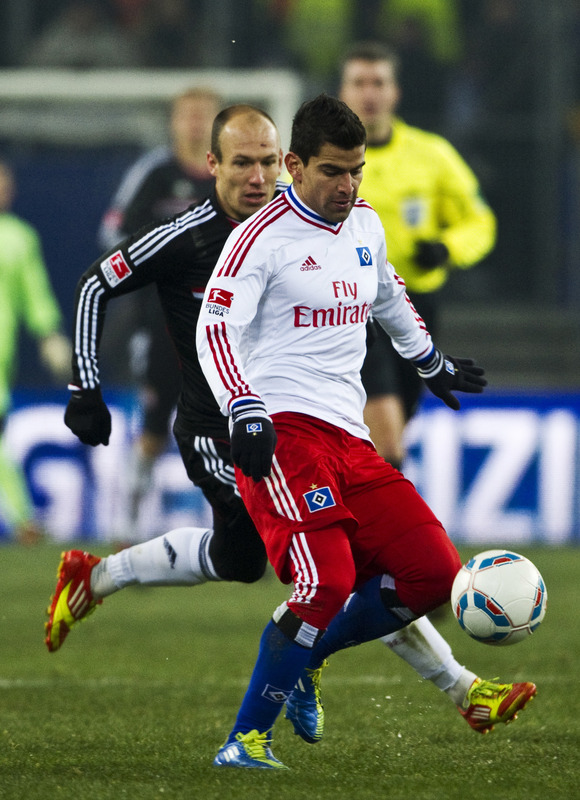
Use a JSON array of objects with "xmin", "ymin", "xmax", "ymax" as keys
[
  {"xmin": 98, "ymin": 145, "xmax": 216, "ymax": 251},
  {"xmin": 74, "ymin": 186, "xmax": 285, "ymax": 440}
]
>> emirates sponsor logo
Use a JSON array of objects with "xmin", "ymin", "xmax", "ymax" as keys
[{"xmin": 293, "ymin": 301, "xmax": 371, "ymax": 328}]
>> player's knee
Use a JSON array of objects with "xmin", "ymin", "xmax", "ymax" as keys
[
  {"xmin": 288, "ymin": 570, "xmax": 355, "ymax": 629},
  {"xmin": 409, "ymin": 545, "xmax": 461, "ymax": 616},
  {"xmin": 395, "ymin": 528, "xmax": 462, "ymax": 616},
  {"xmin": 211, "ymin": 546, "xmax": 267, "ymax": 583},
  {"xmin": 208, "ymin": 516, "xmax": 268, "ymax": 583},
  {"xmin": 228, "ymin": 551, "xmax": 268, "ymax": 583},
  {"xmin": 272, "ymin": 601, "xmax": 326, "ymax": 647}
]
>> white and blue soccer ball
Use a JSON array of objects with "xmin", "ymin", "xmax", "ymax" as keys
[{"xmin": 450, "ymin": 550, "xmax": 547, "ymax": 646}]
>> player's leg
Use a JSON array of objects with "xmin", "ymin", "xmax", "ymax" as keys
[
  {"xmin": 45, "ymin": 434, "xmax": 266, "ymax": 652},
  {"xmin": 363, "ymin": 394, "xmax": 406, "ymax": 469},
  {"xmin": 174, "ymin": 428, "xmax": 267, "ymax": 583},
  {"xmin": 215, "ymin": 417, "xmax": 363, "ymax": 768},
  {"xmin": 285, "ymin": 447, "xmax": 459, "ymax": 741},
  {"xmin": 44, "ymin": 524, "xmax": 217, "ymax": 652},
  {"xmin": 214, "ymin": 523, "xmax": 357, "ymax": 769},
  {"xmin": 382, "ymin": 616, "xmax": 476, "ymax": 703},
  {"xmin": 308, "ymin": 466, "xmax": 461, "ymax": 666}
]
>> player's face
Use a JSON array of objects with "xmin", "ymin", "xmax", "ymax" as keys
[
  {"xmin": 285, "ymin": 142, "xmax": 365, "ymax": 224},
  {"xmin": 209, "ymin": 117, "xmax": 283, "ymax": 221},
  {"xmin": 340, "ymin": 59, "xmax": 400, "ymax": 137}
]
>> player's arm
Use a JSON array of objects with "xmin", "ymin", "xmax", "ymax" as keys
[
  {"xmin": 373, "ymin": 258, "xmax": 486, "ymax": 409},
  {"xmin": 196, "ymin": 239, "xmax": 276, "ymax": 481},
  {"xmin": 65, "ymin": 221, "xmax": 184, "ymax": 446}
]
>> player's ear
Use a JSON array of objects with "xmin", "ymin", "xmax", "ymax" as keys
[
  {"xmin": 285, "ymin": 152, "xmax": 303, "ymax": 183},
  {"xmin": 207, "ymin": 150, "xmax": 219, "ymax": 177}
]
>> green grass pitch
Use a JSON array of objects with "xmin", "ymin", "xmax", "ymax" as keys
[{"xmin": 0, "ymin": 542, "xmax": 578, "ymax": 800}]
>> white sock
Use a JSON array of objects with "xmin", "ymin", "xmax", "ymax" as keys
[
  {"xmin": 381, "ymin": 616, "xmax": 477, "ymax": 705},
  {"xmin": 90, "ymin": 527, "xmax": 220, "ymax": 598}
]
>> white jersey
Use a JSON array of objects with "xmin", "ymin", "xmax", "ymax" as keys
[{"xmin": 196, "ymin": 184, "xmax": 433, "ymax": 441}]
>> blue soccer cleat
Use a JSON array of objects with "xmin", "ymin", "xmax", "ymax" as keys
[
  {"xmin": 213, "ymin": 730, "xmax": 288, "ymax": 769},
  {"xmin": 285, "ymin": 660, "xmax": 328, "ymax": 743}
]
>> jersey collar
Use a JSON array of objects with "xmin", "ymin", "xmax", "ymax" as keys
[{"xmin": 284, "ymin": 184, "xmax": 344, "ymax": 234}]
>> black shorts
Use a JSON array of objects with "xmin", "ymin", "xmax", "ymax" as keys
[
  {"xmin": 173, "ymin": 426, "xmax": 242, "ymax": 522},
  {"xmin": 172, "ymin": 422, "xmax": 266, "ymax": 582}
]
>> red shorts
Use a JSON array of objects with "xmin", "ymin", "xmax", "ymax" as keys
[{"xmin": 236, "ymin": 412, "xmax": 460, "ymax": 628}]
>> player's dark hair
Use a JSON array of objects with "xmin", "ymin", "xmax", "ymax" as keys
[
  {"xmin": 289, "ymin": 93, "xmax": 366, "ymax": 165},
  {"xmin": 339, "ymin": 40, "xmax": 400, "ymax": 81},
  {"xmin": 211, "ymin": 105, "xmax": 277, "ymax": 162}
]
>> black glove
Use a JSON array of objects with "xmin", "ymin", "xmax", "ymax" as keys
[
  {"xmin": 414, "ymin": 240, "xmax": 449, "ymax": 270},
  {"xmin": 230, "ymin": 399, "xmax": 277, "ymax": 482},
  {"xmin": 64, "ymin": 386, "xmax": 111, "ymax": 446},
  {"xmin": 415, "ymin": 349, "xmax": 487, "ymax": 411}
]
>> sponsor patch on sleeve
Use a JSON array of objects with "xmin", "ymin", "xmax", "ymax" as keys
[
  {"xmin": 205, "ymin": 287, "xmax": 234, "ymax": 316},
  {"xmin": 303, "ymin": 486, "xmax": 336, "ymax": 513},
  {"xmin": 100, "ymin": 250, "xmax": 132, "ymax": 287},
  {"xmin": 207, "ymin": 287, "xmax": 234, "ymax": 307}
]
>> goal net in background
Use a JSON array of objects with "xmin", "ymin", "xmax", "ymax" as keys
[{"xmin": 0, "ymin": 68, "xmax": 303, "ymax": 150}]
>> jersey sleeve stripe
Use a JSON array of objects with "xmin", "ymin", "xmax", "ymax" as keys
[
  {"xmin": 405, "ymin": 295, "xmax": 428, "ymax": 331},
  {"xmin": 206, "ymin": 322, "xmax": 237, "ymax": 393},
  {"xmin": 206, "ymin": 322, "xmax": 254, "ymax": 403},
  {"xmin": 75, "ymin": 276, "xmax": 104, "ymax": 389},
  {"xmin": 128, "ymin": 202, "xmax": 216, "ymax": 264}
]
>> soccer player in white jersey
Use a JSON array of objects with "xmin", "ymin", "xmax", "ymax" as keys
[
  {"xmin": 46, "ymin": 103, "xmax": 535, "ymax": 757},
  {"xmin": 198, "ymin": 95, "xmax": 535, "ymax": 770}
]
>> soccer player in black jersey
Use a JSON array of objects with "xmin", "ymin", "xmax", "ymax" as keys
[{"xmin": 45, "ymin": 105, "xmax": 535, "ymax": 746}]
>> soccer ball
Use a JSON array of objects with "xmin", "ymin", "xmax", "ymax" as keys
[{"xmin": 450, "ymin": 550, "xmax": 547, "ymax": 645}]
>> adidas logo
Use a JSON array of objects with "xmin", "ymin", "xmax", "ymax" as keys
[{"xmin": 300, "ymin": 255, "xmax": 321, "ymax": 271}]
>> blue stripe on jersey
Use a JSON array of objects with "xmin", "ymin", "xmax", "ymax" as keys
[{"xmin": 286, "ymin": 184, "xmax": 342, "ymax": 231}]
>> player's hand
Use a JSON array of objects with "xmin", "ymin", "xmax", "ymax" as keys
[
  {"xmin": 230, "ymin": 400, "xmax": 277, "ymax": 482},
  {"xmin": 414, "ymin": 240, "xmax": 449, "ymax": 270},
  {"xmin": 415, "ymin": 349, "xmax": 487, "ymax": 410},
  {"xmin": 64, "ymin": 386, "xmax": 111, "ymax": 446}
]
